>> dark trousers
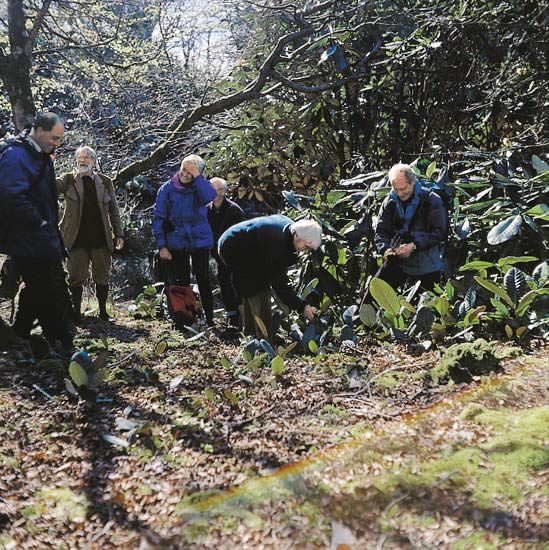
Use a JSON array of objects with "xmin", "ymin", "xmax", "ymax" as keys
[
  {"xmin": 364, "ymin": 261, "xmax": 440, "ymax": 303},
  {"xmin": 241, "ymin": 288, "xmax": 272, "ymax": 339},
  {"xmin": 12, "ymin": 256, "xmax": 73, "ymax": 348},
  {"xmin": 213, "ymin": 252, "xmax": 240, "ymax": 313},
  {"xmin": 165, "ymin": 249, "xmax": 213, "ymax": 322}
]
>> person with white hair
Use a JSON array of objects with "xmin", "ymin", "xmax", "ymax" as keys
[
  {"xmin": 218, "ymin": 214, "xmax": 323, "ymax": 339},
  {"xmin": 57, "ymin": 145, "xmax": 124, "ymax": 321},
  {"xmin": 207, "ymin": 177, "xmax": 245, "ymax": 327},
  {"xmin": 153, "ymin": 154, "xmax": 217, "ymax": 327}
]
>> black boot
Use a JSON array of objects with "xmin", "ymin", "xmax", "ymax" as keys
[
  {"xmin": 69, "ymin": 285, "xmax": 83, "ymax": 323},
  {"xmin": 96, "ymin": 284, "xmax": 110, "ymax": 321}
]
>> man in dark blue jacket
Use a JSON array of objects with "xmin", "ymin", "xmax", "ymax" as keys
[
  {"xmin": 0, "ymin": 112, "xmax": 73, "ymax": 351},
  {"xmin": 207, "ymin": 177, "xmax": 245, "ymax": 327},
  {"xmin": 218, "ymin": 215, "xmax": 322, "ymax": 339},
  {"xmin": 371, "ymin": 163, "xmax": 447, "ymax": 295}
]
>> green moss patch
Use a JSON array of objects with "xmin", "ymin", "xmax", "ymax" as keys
[{"xmin": 430, "ymin": 339, "xmax": 521, "ymax": 384}]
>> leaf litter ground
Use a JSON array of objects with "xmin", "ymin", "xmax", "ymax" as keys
[{"xmin": 0, "ymin": 302, "xmax": 547, "ymax": 549}]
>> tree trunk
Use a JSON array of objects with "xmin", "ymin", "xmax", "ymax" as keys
[
  {"xmin": 0, "ymin": 0, "xmax": 39, "ymax": 131},
  {"xmin": 2, "ymin": 61, "xmax": 35, "ymax": 131}
]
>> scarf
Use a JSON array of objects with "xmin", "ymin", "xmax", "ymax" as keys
[{"xmin": 171, "ymin": 172, "xmax": 192, "ymax": 190}]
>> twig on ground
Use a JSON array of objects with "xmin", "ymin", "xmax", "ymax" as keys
[
  {"xmin": 109, "ymin": 349, "xmax": 138, "ymax": 368},
  {"xmin": 32, "ymin": 384, "xmax": 56, "ymax": 400}
]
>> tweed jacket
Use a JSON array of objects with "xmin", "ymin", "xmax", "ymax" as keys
[{"xmin": 57, "ymin": 172, "xmax": 124, "ymax": 252}]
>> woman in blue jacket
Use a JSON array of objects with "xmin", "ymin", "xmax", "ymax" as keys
[{"xmin": 152, "ymin": 155, "xmax": 216, "ymax": 326}]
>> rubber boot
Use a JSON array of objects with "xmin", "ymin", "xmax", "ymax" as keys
[
  {"xmin": 69, "ymin": 285, "xmax": 83, "ymax": 323},
  {"xmin": 96, "ymin": 284, "xmax": 110, "ymax": 321}
]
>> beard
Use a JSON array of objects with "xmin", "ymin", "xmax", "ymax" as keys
[{"xmin": 77, "ymin": 164, "xmax": 93, "ymax": 175}]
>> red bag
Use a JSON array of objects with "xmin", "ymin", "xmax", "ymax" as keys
[{"xmin": 166, "ymin": 284, "xmax": 198, "ymax": 328}]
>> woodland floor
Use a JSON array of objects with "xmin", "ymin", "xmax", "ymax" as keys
[{"xmin": 0, "ymin": 299, "xmax": 547, "ymax": 550}]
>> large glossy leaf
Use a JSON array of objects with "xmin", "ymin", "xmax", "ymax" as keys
[
  {"xmin": 454, "ymin": 217, "xmax": 470, "ymax": 240},
  {"xmin": 369, "ymin": 278, "xmax": 400, "ymax": 317},
  {"xmin": 342, "ymin": 305, "xmax": 358, "ymax": 326},
  {"xmin": 458, "ymin": 286, "xmax": 476, "ymax": 319},
  {"xmin": 532, "ymin": 262, "xmax": 548, "ymax": 284},
  {"xmin": 359, "ymin": 304, "xmax": 377, "ymax": 327},
  {"xmin": 459, "ymin": 261, "xmax": 496, "ymax": 272},
  {"xmin": 69, "ymin": 361, "xmax": 89, "ymax": 388},
  {"xmin": 474, "ymin": 276, "xmax": 514, "ymax": 307},
  {"xmin": 487, "ymin": 215, "xmax": 522, "ymax": 245},
  {"xmin": 516, "ymin": 289, "xmax": 546, "ymax": 317},
  {"xmin": 526, "ymin": 203, "xmax": 549, "ymax": 217},
  {"xmin": 497, "ymin": 256, "xmax": 538, "ymax": 267},
  {"xmin": 531, "ymin": 154, "xmax": 549, "ymax": 174},
  {"xmin": 463, "ymin": 305, "xmax": 486, "ymax": 325},
  {"xmin": 504, "ymin": 267, "xmax": 526, "ymax": 305}
]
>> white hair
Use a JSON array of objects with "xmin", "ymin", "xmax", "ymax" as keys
[
  {"xmin": 388, "ymin": 163, "xmax": 416, "ymax": 186},
  {"xmin": 181, "ymin": 154, "xmax": 205, "ymax": 174},
  {"xmin": 291, "ymin": 219, "xmax": 323, "ymax": 250},
  {"xmin": 75, "ymin": 146, "xmax": 97, "ymax": 163},
  {"xmin": 210, "ymin": 177, "xmax": 228, "ymax": 190}
]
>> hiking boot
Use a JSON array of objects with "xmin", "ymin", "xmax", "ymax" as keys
[
  {"xmin": 69, "ymin": 285, "xmax": 83, "ymax": 323},
  {"xmin": 96, "ymin": 284, "xmax": 110, "ymax": 321}
]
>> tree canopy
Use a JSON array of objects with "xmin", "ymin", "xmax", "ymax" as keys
[{"xmin": 1, "ymin": 0, "xmax": 546, "ymax": 189}]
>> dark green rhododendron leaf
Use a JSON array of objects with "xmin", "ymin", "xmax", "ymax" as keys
[
  {"xmin": 459, "ymin": 286, "xmax": 476, "ymax": 319},
  {"xmin": 504, "ymin": 267, "xmax": 526, "ymax": 305},
  {"xmin": 533, "ymin": 262, "xmax": 548, "ymax": 283}
]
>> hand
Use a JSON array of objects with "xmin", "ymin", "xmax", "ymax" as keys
[
  {"xmin": 383, "ymin": 248, "xmax": 395, "ymax": 261},
  {"xmin": 159, "ymin": 246, "xmax": 172, "ymax": 260},
  {"xmin": 182, "ymin": 160, "xmax": 200, "ymax": 178},
  {"xmin": 115, "ymin": 237, "xmax": 124, "ymax": 251},
  {"xmin": 395, "ymin": 242, "xmax": 415, "ymax": 259},
  {"xmin": 303, "ymin": 304, "xmax": 317, "ymax": 321}
]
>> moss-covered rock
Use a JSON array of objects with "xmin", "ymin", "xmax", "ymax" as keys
[{"xmin": 430, "ymin": 338, "xmax": 520, "ymax": 385}]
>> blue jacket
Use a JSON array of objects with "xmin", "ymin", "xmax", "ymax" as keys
[
  {"xmin": 218, "ymin": 214, "xmax": 306, "ymax": 312},
  {"xmin": 0, "ymin": 135, "xmax": 65, "ymax": 259},
  {"xmin": 153, "ymin": 173, "xmax": 216, "ymax": 252},
  {"xmin": 375, "ymin": 189, "xmax": 446, "ymax": 275}
]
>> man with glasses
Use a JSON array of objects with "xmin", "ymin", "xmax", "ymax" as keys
[{"xmin": 218, "ymin": 215, "xmax": 322, "ymax": 340}]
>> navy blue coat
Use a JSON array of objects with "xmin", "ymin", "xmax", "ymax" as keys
[
  {"xmin": 218, "ymin": 214, "xmax": 306, "ymax": 312},
  {"xmin": 207, "ymin": 197, "xmax": 245, "ymax": 261},
  {"xmin": 153, "ymin": 173, "xmax": 217, "ymax": 252},
  {"xmin": 375, "ymin": 190, "xmax": 446, "ymax": 275},
  {"xmin": 0, "ymin": 135, "xmax": 65, "ymax": 259}
]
